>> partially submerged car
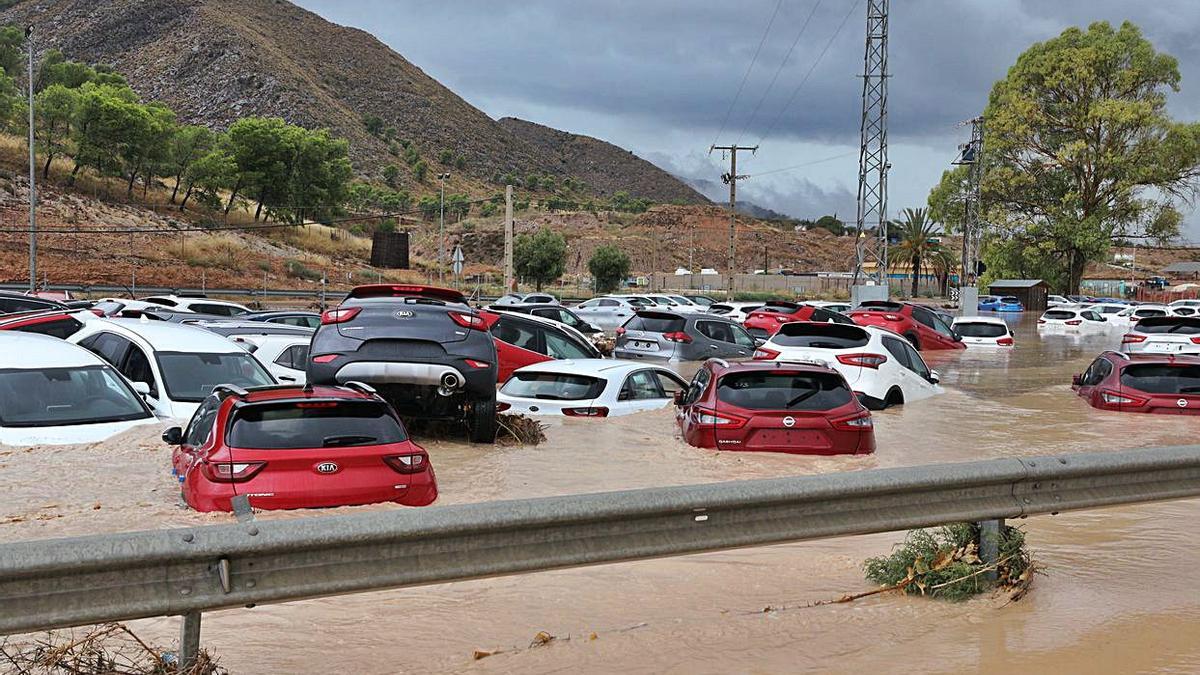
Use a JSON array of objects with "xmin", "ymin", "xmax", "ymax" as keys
[
  {"xmin": 1073, "ymin": 351, "xmax": 1200, "ymax": 415},
  {"xmin": 497, "ymin": 359, "xmax": 685, "ymax": 417},
  {"xmin": 951, "ymin": 316, "xmax": 1014, "ymax": 347},
  {"xmin": 614, "ymin": 311, "xmax": 757, "ymax": 361},
  {"xmin": 847, "ymin": 301, "xmax": 964, "ymax": 350},
  {"xmin": 1120, "ymin": 316, "xmax": 1200, "ymax": 356}
]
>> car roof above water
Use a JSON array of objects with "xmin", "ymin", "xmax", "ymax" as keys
[
  {"xmin": 98, "ymin": 318, "xmax": 255, "ymax": 353},
  {"xmin": 0, "ymin": 332, "xmax": 107, "ymax": 369}
]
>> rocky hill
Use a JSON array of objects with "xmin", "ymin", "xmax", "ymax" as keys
[{"xmin": 1, "ymin": 0, "xmax": 706, "ymax": 203}]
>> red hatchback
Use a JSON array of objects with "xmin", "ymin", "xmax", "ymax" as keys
[
  {"xmin": 675, "ymin": 359, "xmax": 875, "ymax": 455},
  {"xmin": 166, "ymin": 382, "xmax": 437, "ymax": 512},
  {"xmin": 1073, "ymin": 351, "xmax": 1200, "ymax": 414},
  {"xmin": 847, "ymin": 301, "xmax": 964, "ymax": 351},
  {"xmin": 742, "ymin": 301, "xmax": 853, "ymax": 339}
]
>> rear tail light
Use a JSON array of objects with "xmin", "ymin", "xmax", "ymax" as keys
[
  {"xmin": 753, "ymin": 347, "xmax": 781, "ymax": 360},
  {"xmin": 312, "ymin": 353, "xmax": 340, "ymax": 364},
  {"xmin": 464, "ymin": 359, "xmax": 490, "ymax": 369},
  {"xmin": 836, "ymin": 353, "xmax": 888, "ymax": 369},
  {"xmin": 996, "ymin": 337, "xmax": 1014, "ymax": 346},
  {"xmin": 320, "ymin": 307, "xmax": 362, "ymax": 325},
  {"xmin": 831, "ymin": 410, "xmax": 874, "ymax": 430},
  {"xmin": 1065, "ymin": 319, "xmax": 1082, "ymax": 326},
  {"xmin": 496, "ymin": 401, "xmax": 512, "ymax": 412},
  {"xmin": 562, "ymin": 406, "xmax": 609, "ymax": 417},
  {"xmin": 202, "ymin": 461, "xmax": 266, "ymax": 483},
  {"xmin": 663, "ymin": 331, "xmax": 692, "ymax": 343},
  {"xmin": 1122, "ymin": 334, "xmax": 1146, "ymax": 344},
  {"xmin": 615, "ymin": 327, "xmax": 626, "ymax": 336},
  {"xmin": 384, "ymin": 452, "xmax": 429, "ymax": 474},
  {"xmin": 1037, "ymin": 319, "xmax": 1046, "ymax": 324},
  {"xmin": 448, "ymin": 311, "xmax": 486, "ymax": 330},
  {"xmin": 692, "ymin": 407, "xmax": 747, "ymax": 429},
  {"xmin": 1191, "ymin": 337, "xmax": 1200, "ymax": 345},
  {"xmin": 1100, "ymin": 390, "xmax": 1148, "ymax": 407}
]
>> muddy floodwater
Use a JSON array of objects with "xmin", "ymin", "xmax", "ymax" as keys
[{"xmin": 3, "ymin": 314, "xmax": 1200, "ymax": 673}]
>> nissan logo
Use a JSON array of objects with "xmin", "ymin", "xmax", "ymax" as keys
[
  {"xmin": 315, "ymin": 462, "xmax": 340, "ymax": 474},
  {"xmin": 782, "ymin": 416, "xmax": 795, "ymax": 428},
  {"xmin": 1178, "ymin": 399, "xmax": 1189, "ymax": 408},
  {"xmin": 393, "ymin": 310, "xmax": 414, "ymax": 319}
]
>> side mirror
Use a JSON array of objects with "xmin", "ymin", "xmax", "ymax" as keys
[
  {"xmin": 1100, "ymin": 316, "xmax": 1108, "ymax": 322},
  {"xmin": 928, "ymin": 370, "xmax": 941, "ymax": 385},
  {"xmin": 162, "ymin": 426, "xmax": 183, "ymax": 445},
  {"xmin": 673, "ymin": 390, "xmax": 684, "ymax": 406},
  {"xmin": 132, "ymin": 381, "xmax": 152, "ymax": 396},
  {"xmin": 1072, "ymin": 374, "xmax": 1082, "ymax": 386},
  {"xmin": 953, "ymin": 333, "xmax": 963, "ymax": 342}
]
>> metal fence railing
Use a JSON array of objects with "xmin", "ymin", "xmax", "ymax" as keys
[{"xmin": 3, "ymin": 445, "xmax": 1199, "ymax": 665}]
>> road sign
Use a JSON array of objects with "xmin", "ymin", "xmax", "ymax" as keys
[{"xmin": 451, "ymin": 245, "xmax": 464, "ymax": 276}]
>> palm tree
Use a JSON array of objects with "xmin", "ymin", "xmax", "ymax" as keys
[{"xmin": 889, "ymin": 207, "xmax": 942, "ymax": 296}]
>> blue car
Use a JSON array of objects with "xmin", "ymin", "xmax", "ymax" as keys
[
  {"xmin": 996, "ymin": 296, "xmax": 1024, "ymax": 312},
  {"xmin": 978, "ymin": 295, "xmax": 1001, "ymax": 311}
]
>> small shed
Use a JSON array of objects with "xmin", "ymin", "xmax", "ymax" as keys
[{"xmin": 988, "ymin": 279, "xmax": 1049, "ymax": 311}]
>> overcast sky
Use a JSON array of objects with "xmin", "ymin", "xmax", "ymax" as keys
[{"xmin": 295, "ymin": 0, "xmax": 1200, "ymax": 235}]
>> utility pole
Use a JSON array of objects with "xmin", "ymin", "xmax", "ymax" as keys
[
  {"xmin": 25, "ymin": 25, "xmax": 35, "ymax": 293},
  {"xmin": 851, "ymin": 0, "xmax": 890, "ymax": 294},
  {"xmin": 709, "ymin": 144, "xmax": 756, "ymax": 299},
  {"xmin": 437, "ymin": 172, "xmax": 450, "ymax": 282},
  {"xmin": 951, "ymin": 116, "xmax": 984, "ymax": 310},
  {"xmin": 503, "ymin": 185, "xmax": 514, "ymax": 293}
]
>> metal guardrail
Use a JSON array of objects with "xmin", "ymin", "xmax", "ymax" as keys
[
  {"xmin": 2, "ymin": 446, "xmax": 1199, "ymax": 657},
  {"xmin": 0, "ymin": 282, "xmax": 346, "ymax": 301}
]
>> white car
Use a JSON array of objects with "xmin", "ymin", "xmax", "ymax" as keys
[
  {"xmin": 1079, "ymin": 302, "xmax": 1128, "ymax": 317},
  {"xmin": 806, "ymin": 301, "xmax": 852, "ymax": 314},
  {"xmin": 706, "ymin": 301, "xmax": 765, "ymax": 323},
  {"xmin": 92, "ymin": 297, "xmax": 171, "ymax": 317},
  {"xmin": 951, "ymin": 316, "xmax": 1014, "ymax": 347},
  {"xmin": 1047, "ymin": 294, "xmax": 1072, "ymax": 308},
  {"xmin": 139, "ymin": 295, "xmax": 252, "ymax": 317},
  {"xmin": 573, "ymin": 296, "xmax": 646, "ymax": 330},
  {"xmin": 494, "ymin": 292, "xmax": 559, "ymax": 306},
  {"xmin": 1110, "ymin": 303, "xmax": 1174, "ymax": 328},
  {"xmin": 1168, "ymin": 299, "xmax": 1200, "ymax": 317},
  {"xmin": 1038, "ymin": 307, "xmax": 1108, "ymax": 330},
  {"xmin": 1120, "ymin": 316, "xmax": 1200, "ymax": 356},
  {"xmin": 752, "ymin": 322, "xmax": 942, "ymax": 409},
  {"xmin": 229, "ymin": 334, "xmax": 311, "ymax": 384},
  {"xmin": 68, "ymin": 318, "xmax": 276, "ymax": 420},
  {"xmin": 0, "ymin": 333, "xmax": 160, "ymax": 445},
  {"xmin": 497, "ymin": 359, "xmax": 686, "ymax": 417},
  {"xmin": 643, "ymin": 294, "xmax": 705, "ymax": 313}
]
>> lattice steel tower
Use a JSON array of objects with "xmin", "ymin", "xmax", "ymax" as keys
[{"xmin": 852, "ymin": 0, "xmax": 889, "ymax": 286}]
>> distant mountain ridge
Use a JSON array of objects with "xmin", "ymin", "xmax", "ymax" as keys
[{"xmin": 1, "ymin": 0, "xmax": 706, "ymax": 203}]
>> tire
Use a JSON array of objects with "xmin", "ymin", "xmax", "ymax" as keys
[
  {"xmin": 904, "ymin": 332, "xmax": 921, "ymax": 350},
  {"xmin": 884, "ymin": 387, "xmax": 904, "ymax": 408},
  {"xmin": 466, "ymin": 394, "xmax": 497, "ymax": 444},
  {"xmin": 859, "ymin": 394, "xmax": 887, "ymax": 411}
]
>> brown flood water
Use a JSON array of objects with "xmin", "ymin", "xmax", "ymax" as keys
[{"xmin": 3, "ymin": 314, "xmax": 1200, "ymax": 673}]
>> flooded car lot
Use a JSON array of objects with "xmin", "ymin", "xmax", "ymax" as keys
[{"xmin": 3, "ymin": 313, "xmax": 1199, "ymax": 673}]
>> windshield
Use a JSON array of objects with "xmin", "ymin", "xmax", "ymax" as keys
[
  {"xmin": 501, "ymin": 372, "xmax": 606, "ymax": 400},
  {"xmin": 1000, "ymin": 297, "xmax": 1019, "ymax": 303},
  {"xmin": 955, "ymin": 323, "xmax": 1008, "ymax": 338},
  {"xmin": 625, "ymin": 314, "xmax": 685, "ymax": 334},
  {"xmin": 1043, "ymin": 311, "xmax": 1076, "ymax": 320},
  {"xmin": 157, "ymin": 352, "xmax": 274, "ymax": 402},
  {"xmin": 228, "ymin": 400, "xmax": 407, "ymax": 449},
  {"xmin": 716, "ymin": 371, "xmax": 852, "ymax": 411},
  {"xmin": 1135, "ymin": 320, "xmax": 1200, "ymax": 335},
  {"xmin": 0, "ymin": 366, "xmax": 150, "ymax": 427},
  {"xmin": 1120, "ymin": 364, "xmax": 1200, "ymax": 394}
]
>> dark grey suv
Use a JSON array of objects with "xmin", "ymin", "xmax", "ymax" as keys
[
  {"xmin": 307, "ymin": 285, "xmax": 499, "ymax": 442},
  {"xmin": 613, "ymin": 310, "xmax": 757, "ymax": 361}
]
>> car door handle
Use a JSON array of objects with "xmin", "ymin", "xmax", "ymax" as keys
[
  {"xmin": 710, "ymin": 344, "xmax": 720, "ymax": 349},
  {"xmin": 278, "ymin": 375, "xmax": 297, "ymax": 382}
]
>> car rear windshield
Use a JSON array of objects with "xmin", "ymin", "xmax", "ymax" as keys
[
  {"xmin": 1119, "ymin": 364, "xmax": 1200, "ymax": 395},
  {"xmin": 955, "ymin": 322, "xmax": 1008, "ymax": 338},
  {"xmin": 0, "ymin": 366, "xmax": 150, "ymax": 427},
  {"xmin": 157, "ymin": 352, "xmax": 275, "ymax": 402},
  {"xmin": 500, "ymin": 372, "xmax": 606, "ymax": 400},
  {"xmin": 857, "ymin": 301, "xmax": 905, "ymax": 312},
  {"xmin": 772, "ymin": 323, "xmax": 869, "ymax": 349},
  {"xmin": 625, "ymin": 313, "xmax": 685, "ymax": 334},
  {"xmin": 1043, "ymin": 310, "xmax": 1076, "ymax": 320},
  {"xmin": 1133, "ymin": 319, "xmax": 1200, "ymax": 335},
  {"xmin": 228, "ymin": 400, "xmax": 407, "ymax": 449},
  {"xmin": 716, "ymin": 370, "xmax": 853, "ymax": 411},
  {"xmin": 1000, "ymin": 297, "xmax": 1019, "ymax": 303},
  {"xmin": 92, "ymin": 301, "xmax": 125, "ymax": 314},
  {"xmin": 4, "ymin": 315, "xmax": 84, "ymax": 339}
]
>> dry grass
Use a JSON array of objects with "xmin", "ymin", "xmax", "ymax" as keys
[{"xmin": 265, "ymin": 222, "xmax": 371, "ymax": 258}]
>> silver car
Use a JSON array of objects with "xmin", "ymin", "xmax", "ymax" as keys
[
  {"xmin": 613, "ymin": 311, "xmax": 757, "ymax": 361},
  {"xmin": 573, "ymin": 296, "xmax": 647, "ymax": 330}
]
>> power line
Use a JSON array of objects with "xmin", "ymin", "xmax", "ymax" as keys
[
  {"xmin": 709, "ymin": 0, "xmax": 785, "ymax": 148},
  {"xmin": 755, "ymin": 0, "xmax": 862, "ymax": 147},
  {"xmin": 734, "ymin": 0, "xmax": 824, "ymax": 146},
  {"xmin": 746, "ymin": 150, "xmax": 857, "ymax": 177}
]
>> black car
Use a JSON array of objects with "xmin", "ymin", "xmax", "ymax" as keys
[
  {"xmin": 484, "ymin": 303, "xmax": 603, "ymax": 339},
  {"xmin": 245, "ymin": 310, "xmax": 322, "ymax": 329},
  {"xmin": 307, "ymin": 284, "xmax": 500, "ymax": 442},
  {"xmin": 0, "ymin": 291, "xmax": 66, "ymax": 315}
]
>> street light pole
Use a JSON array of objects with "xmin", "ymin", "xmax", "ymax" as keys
[
  {"xmin": 25, "ymin": 25, "xmax": 35, "ymax": 293},
  {"xmin": 438, "ymin": 172, "xmax": 450, "ymax": 282}
]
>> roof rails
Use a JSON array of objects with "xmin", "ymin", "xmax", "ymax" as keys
[{"xmin": 342, "ymin": 381, "xmax": 377, "ymax": 395}]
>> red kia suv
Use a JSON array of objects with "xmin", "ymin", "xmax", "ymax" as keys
[
  {"xmin": 847, "ymin": 301, "xmax": 964, "ymax": 350},
  {"xmin": 165, "ymin": 382, "xmax": 437, "ymax": 511},
  {"xmin": 1073, "ymin": 351, "xmax": 1200, "ymax": 414},
  {"xmin": 742, "ymin": 301, "xmax": 854, "ymax": 339},
  {"xmin": 675, "ymin": 359, "xmax": 875, "ymax": 455}
]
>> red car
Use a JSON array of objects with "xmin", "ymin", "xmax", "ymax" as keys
[
  {"xmin": 742, "ymin": 301, "xmax": 854, "ymax": 339},
  {"xmin": 480, "ymin": 309, "xmax": 602, "ymax": 382},
  {"xmin": 675, "ymin": 359, "xmax": 875, "ymax": 455},
  {"xmin": 165, "ymin": 382, "xmax": 437, "ymax": 512},
  {"xmin": 0, "ymin": 309, "xmax": 90, "ymax": 339},
  {"xmin": 1073, "ymin": 351, "xmax": 1200, "ymax": 414},
  {"xmin": 847, "ymin": 301, "xmax": 964, "ymax": 351}
]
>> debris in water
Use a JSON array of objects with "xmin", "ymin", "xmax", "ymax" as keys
[{"xmin": 0, "ymin": 622, "xmax": 226, "ymax": 674}]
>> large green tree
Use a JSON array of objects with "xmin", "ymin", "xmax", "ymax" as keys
[
  {"xmin": 976, "ymin": 21, "xmax": 1200, "ymax": 293},
  {"xmin": 33, "ymin": 84, "xmax": 80, "ymax": 178},
  {"xmin": 514, "ymin": 228, "xmax": 567, "ymax": 290},
  {"xmin": 588, "ymin": 245, "xmax": 630, "ymax": 294}
]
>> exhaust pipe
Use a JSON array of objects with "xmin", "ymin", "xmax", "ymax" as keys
[{"xmin": 437, "ymin": 371, "xmax": 463, "ymax": 397}]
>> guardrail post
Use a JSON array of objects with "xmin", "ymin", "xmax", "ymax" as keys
[
  {"xmin": 978, "ymin": 518, "xmax": 1003, "ymax": 583},
  {"xmin": 180, "ymin": 611, "xmax": 201, "ymax": 669}
]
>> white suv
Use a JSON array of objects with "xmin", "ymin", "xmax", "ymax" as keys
[
  {"xmin": 140, "ymin": 295, "xmax": 252, "ymax": 317},
  {"xmin": 1120, "ymin": 316, "xmax": 1200, "ymax": 355},
  {"xmin": 753, "ymin": 322, "xmax": 942, "ymax": 409}
]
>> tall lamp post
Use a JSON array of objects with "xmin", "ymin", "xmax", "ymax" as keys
[
  {"xmin": 25, "ymin": 25, "xmax": 35, "ymax": 293},
  {"xmin": 437, "ymin": 172, "xmax": 450, "ymax": 281}
]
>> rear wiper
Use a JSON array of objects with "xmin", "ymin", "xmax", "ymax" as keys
[
  {"xmin": 533, "ymin": 394, "xmax": 568, "ymax": 400},
  {"xmin": 785, "ymin": 390, "xmax": 819, "ymax": 407},
  {"xmin": 1178, "ymin": 386, "xmax": 1200, "ymax": 393},
  {"xmin": 323, "ymin": 434, "xmax": 376, "ymax": 447}
]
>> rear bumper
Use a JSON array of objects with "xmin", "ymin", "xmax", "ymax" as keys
[
  {"xmin": 185, "ymin": 468, "xmax": 438, "ymax": 511},
  {"xmin": 335, "ymin": 361, "xmax": 466, "ymax": 386}
]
